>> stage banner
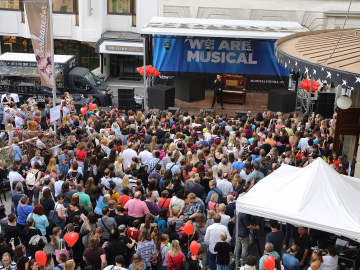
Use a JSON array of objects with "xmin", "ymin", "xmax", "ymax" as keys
[
  {"xmin": 25, "ymin": 0, "xmax": 53, "ymax": 94},
  {"xmin": 153, "ymin": 37, "xmax": 289, "ymax": 77}
]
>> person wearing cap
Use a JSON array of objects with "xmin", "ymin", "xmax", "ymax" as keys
[{"xmin": 103, "ymin": 255, "xmax": 127, "ymax": 270}]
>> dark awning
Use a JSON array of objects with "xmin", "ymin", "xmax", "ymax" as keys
[{"xmin": 0, "ymin": 66, "xmax": 63, "ymax": 77}]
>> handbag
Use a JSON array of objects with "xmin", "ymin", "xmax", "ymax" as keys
[
  {"xmin": 55, "ymin": 239, "xmax": 70, "ymax": 261},
  {"xmin": 84, "ymin": 247, "xmax": 99, "ymax": 270}
]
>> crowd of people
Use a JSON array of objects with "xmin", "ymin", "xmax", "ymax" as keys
[{"xmin": 0, "ymin": 96, "xmax": 346, "ymax": 270}]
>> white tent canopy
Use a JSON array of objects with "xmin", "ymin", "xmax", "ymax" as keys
[
  {"xmin": 236, "ymin": 158, "xmax": 360, "ymax": 241},
  {"xmin": 141, "ymin": 17, "xmax": 307, "ymax": 40}
]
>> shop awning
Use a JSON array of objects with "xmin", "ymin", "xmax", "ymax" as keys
[
  {"xmin": 95, "ymin": 31, "xmax": 144, "ymax": 55},
  {"xmin": 0, "ymin": 66, "xmax": 63, "ymax": 77},
  {"xmin": 141, "ymin": 17, "xmax": 308, "ymax": 40}
]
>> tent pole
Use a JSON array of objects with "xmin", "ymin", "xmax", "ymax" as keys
[
  {"xmin": 306, "ymin": 76, "xmax": 314, "ymax": 114},
  {"xmin": 235, "ymin": 210, "xmax": 239, "ymax": 269}
]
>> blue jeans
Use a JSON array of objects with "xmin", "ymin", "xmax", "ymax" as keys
[
  {"xmin": 237, "ymin": 236, "xmax": 250, "ymax": 266},
  {"xmin": 2, "ymin": 180, "xmax": 10, "ymax": 189},
  {"xmin": 285, "ymin": 223, "xmax": 298, "ymax": 248},
  {"xmin": 209, "ymin": 252, "xmax": 217, "ymax": 270},
  {"xmin": 217, "ymin": 265, "xmax": 229, "ymax": 270}
]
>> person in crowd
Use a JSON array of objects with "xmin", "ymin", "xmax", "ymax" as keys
[
  {"xmin": 124, "ymin": 191, "xmax": 150, "ymax": 223},
  {"xmin": 167, "ymin": 240, "xmax": 185, "ymax": 270},
  {"xmin": 295, "ymin": 226, "xmax": 311, "ymax": 268},
  {"xmin": 205, "ymin": 214, "xmax": 231, "ymax": 270},
  {"xmin": 322, "ymin": 245, "xmax": 338, "ymax": 270},
  {"xmin": 83, "ymin": 236, "xmax": 106, "ymax": 270},
  {"xmin": 136, "ymin": 230, "xmax": 157, "ymax": 268},
  {"xmin": 214, "ymin": 232, "xmax": 234, "ymax": 270},
  {"xmin": 259, "ymin": 242, "xmax": 280, "ymax": 270},
  {"xmin": 266, "ymin": 219, "xmax": 284, "ymax": 255},
  {"xmin": 282, "ymin": 245, "xmax": 300, "ymax": 270}
]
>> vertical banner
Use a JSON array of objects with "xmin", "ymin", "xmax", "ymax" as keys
[{"xmin": 25, "ymin": 0, "xmax": 53, "ymax": 94}]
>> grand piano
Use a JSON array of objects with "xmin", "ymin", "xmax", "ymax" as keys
[{"xmin": 217, "ymin": 74, "xmax": 247, "ymax": 105}]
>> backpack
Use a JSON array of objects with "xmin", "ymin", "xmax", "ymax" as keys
[
  {"xmin": 26, "ymin": 170, "xmax": 37, "ymax": 185},
  {"xmin": 87, "ymin": 165, "xmax": 95, "ymax": 178},
  {"xmin": 209, "ymin": 135, "xmax": 218, "ymax": 148},
  {"xmin": 208, "ymin": 201, "xmax": 218, "ymax": 211},
  {"xmin": 150, "ymin": 246, "xmax": 166, "ymax": 266}
]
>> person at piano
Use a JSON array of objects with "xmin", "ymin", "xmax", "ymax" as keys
[{"xmin": 211, "ymin": 74, "xmax": 225, "ymax": 110}]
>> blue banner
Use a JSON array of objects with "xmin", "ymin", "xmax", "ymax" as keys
[{"xmin": 153, "ymin": 37, "xmax": 289, "ymax": 77}]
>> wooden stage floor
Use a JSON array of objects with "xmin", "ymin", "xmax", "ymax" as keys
[{"xmin": 171, "ymin": 90, "xmax": 269, "ymax": 116}]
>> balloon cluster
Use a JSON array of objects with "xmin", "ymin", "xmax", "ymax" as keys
[
  {"xmin": 300, "ymin": 79, "xmax": 320, "ymax": 93},
  {"xmin": 136, "ymin": 65, "xmax": 161, "ymax": 77}
]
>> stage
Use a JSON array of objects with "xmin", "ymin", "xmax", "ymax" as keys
[{"xmin": 170, "ymin": 90, "xmax": 268, "ymax": 116}]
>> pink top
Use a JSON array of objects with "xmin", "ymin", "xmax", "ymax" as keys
[{"xmin": 124, "ymin": 198, "xmax": 150, "ymax": 218}]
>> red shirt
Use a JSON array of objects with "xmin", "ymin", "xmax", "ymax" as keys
[
  {"xmin": 167, "ymin": 253, "xmax": 185, "ymax": 269},
  {"xmin": 76, "ymin": 149, "xmax": 87, "ymax": 162},
  {"xmin": 127, "ymin": 228, "xmax": 141, "ymax": 242},
  {"xmin": 119, "ymin": 195, "xmax": 131, "ymax": 214},
  {"xmin": 157, "ymin": 198, "xmax": 171, "ymax": 217}
]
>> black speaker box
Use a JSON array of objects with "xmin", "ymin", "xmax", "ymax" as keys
[
  {"xmin": 315, "ymin": 92, "xmax": 335, "ymax": 118},
  {"xmin": 174, "ymin": 76, "xmax": 206, "ymax": 102},
  {"xmin": 267, "ymin": 89, "xmax": 296, "ymax": 113},
  {"xmin": 168, "ymin": 107, "xmax": 180, "ymax": 114},
  {"xmin": 148, "ymin": 85, "xmax": 175, "ymax": 110}
]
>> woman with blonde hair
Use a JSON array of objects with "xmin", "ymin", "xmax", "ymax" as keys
[
  {"xmin": 207, "ymin": 193, "xmax": 219, "ymax": 212},
  {"xmin": 27, "ymin": 115, "xmax": 39, "ymax": 131},
  {"xmin": 191, "ymin": 154, "xmax": 199, "ymax": 166},
  {"xmin": 186, "ymin": 151, "xmax": 192, "ymax": 164},
  {"xmin": 151, "ymin": 136, "xmax": 157, "ymax": 152},
  {"xmin": 309, "ymin": 250, "xmax": 324, "ymax": 270},
  {"xmin": 167, "ymin": 240, "xmax": 185, "ymax": 269},
  {"xmin": 115, "ymin": 156, "xmax": 125, "ymax": 174},
  {"xmin": 47, "ymin": 158, "xmax": 57, "ymax": 174},
  {"xmin": 128, "ymin": 254, "xmax": 146, "ymax": 270},
  {"xmin": 136, "ymin": 111, "xmax": 142, "ymax": 121},
  {"xmin": 121, "ymin": 175, "xmax": 130, "ymax": 190}
]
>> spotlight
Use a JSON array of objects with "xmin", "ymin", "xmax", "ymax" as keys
[
  {"xmin": 164, "ymin": 38, "xmax": 172, "ymax": 51},
  {"xmin": 245, "ymin": 41, "xmax": 253, "ymax": 54},
  {"xmin": 205, "ymin": 39, "xmax": 212, "ymax": 52}
]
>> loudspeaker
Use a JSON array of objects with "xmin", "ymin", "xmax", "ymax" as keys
[
  {"xmin": 267, "ymin": 89, "xmax": 296, "ymax": 113},
  {"xmin": 148, "ymin": 85, "xmax": 175, "ymax": 110},
  {"xmin": 204, "ymin": 108, "xmax": 213, "ymax": 114},
  {"xmin": 118, "ymin": 88, "xmax": 136, "ymax": 111},
  {"xmin": 315, "ymin": 92, "xmax": 335, "ymax": 118},
  {"xmin": 168, "ymin": 107, "xmax": 180, "ymax": 114},
  {"xmin": 235, "ymin": 110, "xmax": 247, "ymax": 117},
  {"xmin": 174, "ymin": 76, "xmax": 206, "ymax": 102}
]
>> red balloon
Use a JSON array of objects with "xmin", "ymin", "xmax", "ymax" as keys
[
  {"xmin": 149, "ymin": 67, "xmax": 155, "ymax": 75},
  {"xmin": 35, "ymin": 251, "xmax": 47, "ymax": 265},
  {"xmin": 300, "ymin": 82, "xmax": 305, "ymax": 89},
  {"xmin": 313, "ymin": 81, "xmax": 320, "ymax": 87},
  {"xmin": 190, "ymin": 241, "xmax": 199, "ymax": 255},
  {"xmin": 136, "ymin": 67, "xmax": 141, "ymax": 73},
  {"xmin": 89, "ymin": 103, "xmax": 97, "ymax": 112},
  {"xmin": 140, "ymin": 69, "xmax": 144, "ymax": 76},
  {"xmin": 64, "ymin": 233, "xmax": 79, "ymax": 247},
  {"xmin": 192, "ymin": 167, "xmax": 197, "ymax": 173},
  {"xmin": 80, "ymin": 107, "xmax": 87, "ymax": 116},
  {"xmin": 154, "ymin": 71, "xmax": 161, "ymax": 77},
  {"xmin": 184, "ymin": 222, "xmax": 193, "ymax": 236},
  {"xmin": 263, "ymin": 255, "xmax": 275, "ymax": 270}
]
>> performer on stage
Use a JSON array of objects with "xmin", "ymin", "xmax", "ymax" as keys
[{"xmin": 211, "ymin": 74, "xmax": 225, "ymax": 109}]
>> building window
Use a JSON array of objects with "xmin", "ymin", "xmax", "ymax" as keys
[
  {"xmin": 52, "ymin": 0, "xmax": 76, "ymax": 13},
  {"xmin": 0, "ymin": 0, "xmax": 21, "ymax": 10}
]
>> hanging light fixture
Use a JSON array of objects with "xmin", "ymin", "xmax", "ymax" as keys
[{"xmin": 337, "ymin": 86, "xmax": 352, "ymax": 110}]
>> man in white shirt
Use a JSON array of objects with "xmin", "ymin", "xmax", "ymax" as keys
[
  {"xmin": 217, "ymin": 172, "xmax": 233, "ymax": 198},
  {"xmin": 54, "ymin": 173, "xmax": 65, "ymax": 198},
  {"xmin": 14, "ymin": 111, "xmax": 24, "ymax": 129},
  {"xmin": 9, "ymin": 164, "xmax": 24, "ymax": 192},
  {"xmin": 122, "ymin": 143, "xmax": 138, "ymax": 168},
  {"xmin": 218, "ymin": 203, "xmax": 231, "ymax": 226},
  {"xmin": 138, "ymin": 145, "xmax": 153, "ymax": 166},
  {"xmin": 203, "ymin": 126, "xmax": 212, "ymax": 142},
  {"xmin": 205, "ymin": 214, "xmax": 231, "ymax": 270}
]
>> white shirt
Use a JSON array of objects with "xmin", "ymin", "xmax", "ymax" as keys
[
  {"xmin": 122, "ymin": 148, "xmax": 137, "ymax": 168},
  {"xmin": 219, "ymin": 213, "xmax": 231, "ymax": 226},
  {"xmin": 204, "ymin": 222, "xmax": 231, "ymax": 254},
  {"xmin": 54, "ymin": 180, "xmax": 64, "ymax": 197},
  {"xmin": 15, "ymin": 116, "xmax": 23, "ymax": 128},
  {"xmin": 204, "ymin": 132, "xmax": 212, "ymax": 142},
  {"xmin": 138, "ymin": 150, "xmax": 153, "ymax": 166},
  {"xmin": 9, "ymin": 172, "xmax": 24, "ymax": 191},
  {"xmin": 103, "ymin": 266, "xmax": 127, "ymax": 270},
  {"xmin": 55, "ymin": 202, "xmax": 66, "ymax": 217},
  {"xmin": 101, "ymin": 177, "xmax": 112, "ymax": 190},
  {"xmin": 322, "ymin": 256, "xmax": 338, "ymax": 270},
  {"xmin": 217, "ymin": 179, "xmax": 233, "ymax": 197}
]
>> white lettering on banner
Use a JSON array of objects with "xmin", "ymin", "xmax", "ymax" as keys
[
  {"xmin": 185, "ymin": 39, "xmax": 257, "ymax": 65},
  {"xmin": 187, "ymin": 51, "xmax": 200, "ymax": 62}
]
